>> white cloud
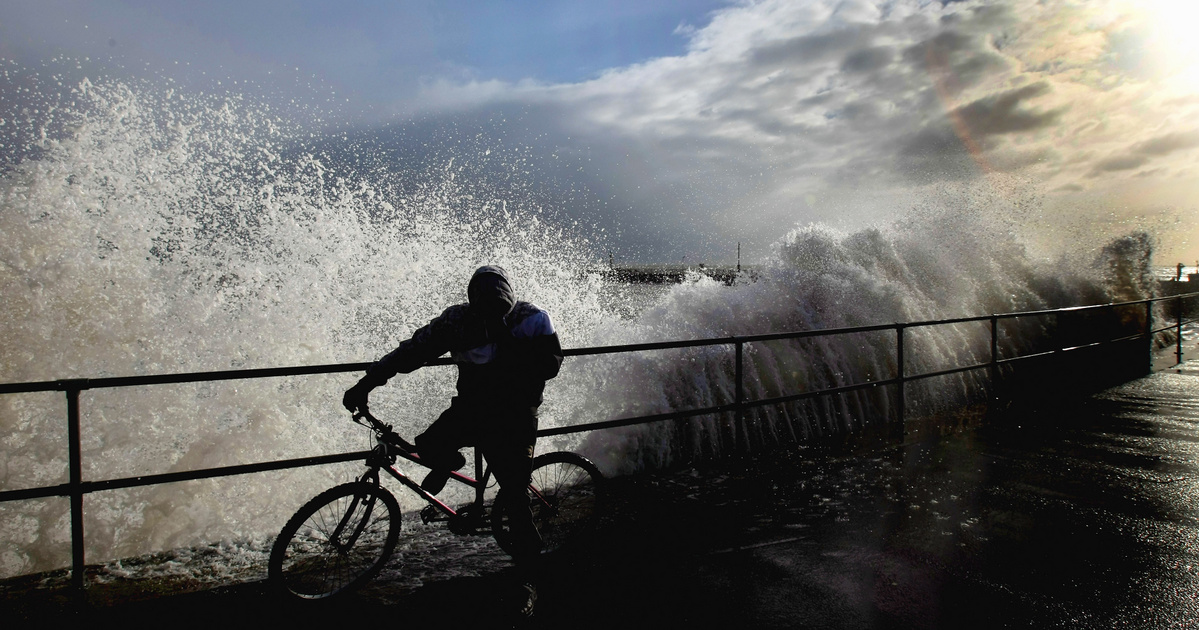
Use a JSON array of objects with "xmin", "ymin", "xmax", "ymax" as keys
[
  {"xmin": 403, "ymin": 0, "xmax": 1195, "ymax": 260},
  {"xmin": 27, "ymin": 0, "xmax": 1175, "ymax": 261}
]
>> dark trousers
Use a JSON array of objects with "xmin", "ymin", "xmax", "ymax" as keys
[{"xmin": 414, "ymin": 397, "xmax": 542, "ymax": 559}]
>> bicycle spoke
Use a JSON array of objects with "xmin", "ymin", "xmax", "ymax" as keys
[{"xmin": 269, "ymin": 482, "xmax": 401, "ymax": 600}]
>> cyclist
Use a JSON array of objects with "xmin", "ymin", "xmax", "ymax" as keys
[{"xmin": 342, "ymin": 265, "xmax": 563, "ymax": 570}]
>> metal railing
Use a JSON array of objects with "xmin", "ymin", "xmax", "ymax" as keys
[{"xmin": 1, "ymin": 291, "xmax": 1195, "ymax": 591}]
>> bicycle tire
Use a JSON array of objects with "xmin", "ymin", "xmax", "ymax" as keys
[
  {"xmin": 492, "ymin": 451, "xmax": 603, "ymax": 556},
  {"xmin": 268, "ymin": 481, "xmax": 401, "ymax": 600}
]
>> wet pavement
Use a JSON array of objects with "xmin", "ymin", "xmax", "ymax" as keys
[{"xmin": 4, "ymin": 360, "xmax": 1199, "ymax": 628}]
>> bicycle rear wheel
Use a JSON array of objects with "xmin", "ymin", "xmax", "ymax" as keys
[
  {"xmin": 492, "ymin": 451, "xmax": 603, "ymax": 556},
  {"xmin": 269, "ymin": 481, "xmax": 401, "ymax": 600}
]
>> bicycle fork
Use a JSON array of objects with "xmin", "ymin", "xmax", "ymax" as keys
[{"xmin": 331, "ymin": 474, "xmax": 380, "ymax": 553}]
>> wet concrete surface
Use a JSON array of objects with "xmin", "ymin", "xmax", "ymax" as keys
[{"xmin": 5, "ymin": 361, "xmax": 1199, "ymax": 628}]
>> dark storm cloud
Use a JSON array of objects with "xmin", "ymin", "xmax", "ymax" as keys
[
  {"xmin": 903, "ymin": 33, "xmax": 1011, "ymax": 92},
  {"xmin": 1089, "ymin": 154, "xmax": 1150, "ymax": 176},
  {"xmin": 901, "ymin": 4, "xmax": 1017, "ymax": 93},
  {"xmin": 798, "ymin": 90, "xmax": 838, "ymax": 108},
  {"xmin": 751, "ymin": 28, "xmax": 869, "ymax": 69},
  {"xmin": 841, "ymin": 45, "xmax": 894, "ymax": 73},
  {"xmin": 958, "ymin": 3, "xmax": 1017, "ymax": 28},
  {"xmin": 839, "ymin": 100, "xmax": 885, "ymax": 122},
  {"xmin": 1086, "ymin": 128, "xmax": 1199, "ymax": 178},
  {"xmin": 903, "ymin": 30, "xmax": 974, "ymax": 63},
  {"xmin": 952, "ymin": 82, "xmax": 1063, "ymax": 137},
  {"xmin": 1131, "ymin": 130, "xmax": 1199, "ymax": 156},
  {"xmin": 886, "ymin": 81, "xmax": 1063, "ymax": 183}
]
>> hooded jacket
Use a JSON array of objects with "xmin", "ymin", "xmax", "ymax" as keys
[{"xmin": 363, "ymin": 266, "xmax": 563, "ymax": 408}]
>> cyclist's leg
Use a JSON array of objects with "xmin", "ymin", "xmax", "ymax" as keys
[
  {"xmin": 484, "ymin": 407, "xmax": 541, "ymax": 558},
  {"xmin": 483, "ymin": 408, "xmax": 542, "ymax": 618},
  {"xmin": 414, "ymin": 398, "xmax": 473, "ymax": 492}
]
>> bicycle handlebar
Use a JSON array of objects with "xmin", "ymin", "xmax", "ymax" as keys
[{"xmin": 352, "ymin": 407, "xmax": 416, "ymax": 453}]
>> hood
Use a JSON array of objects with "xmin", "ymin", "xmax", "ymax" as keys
[{"xmin": 467, "ymin": 265, "xmax": 516, "ymax": 320}]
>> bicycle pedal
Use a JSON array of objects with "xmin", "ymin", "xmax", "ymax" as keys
[{"xmin": 419, "ymin": 505, "xmax": 445, "ymax": 524}]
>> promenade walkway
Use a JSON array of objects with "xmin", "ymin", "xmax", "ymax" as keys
[{"xmin": 5, "ymin": 359, "xmax": 1199, "ymax": 628}]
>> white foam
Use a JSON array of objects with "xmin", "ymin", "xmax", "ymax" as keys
[{"xmin": 0, "ymin": 70, "xmax": 608, "ymax": 577}]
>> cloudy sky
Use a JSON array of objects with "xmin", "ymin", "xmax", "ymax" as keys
[{"xmin": 2, "ymin": 0, "xmax": 1197, "ymax": 263}]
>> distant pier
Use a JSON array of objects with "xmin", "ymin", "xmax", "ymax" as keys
[
  {"xmin": 594, "ymin": 264, "xmax": 755, "ymax": 285},
  {"xmin": 597, "ymin": 242, "xmax": 754, "ymax": 285}
]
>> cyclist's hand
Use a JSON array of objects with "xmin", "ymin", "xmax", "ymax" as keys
[{"xmin": 342, "ymin": 381, "xmax": 373, "ymax": 413}]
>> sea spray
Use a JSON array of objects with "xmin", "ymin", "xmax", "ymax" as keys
[
  {"xmin": 568, "ymin": 218, "xmax": 1154, "ymax": 475},
  {"xmin": 0, "ymin": 70, "xmax": 608, "ymax": 577}
]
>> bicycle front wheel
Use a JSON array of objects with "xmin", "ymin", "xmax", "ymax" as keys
[
  {"xmin": 492, "ymin": 451, "xmax": 603, "ymax": 556},
  {"xmin": 269, "ymin": 481, "xmax": 401, "ymax": 600}
]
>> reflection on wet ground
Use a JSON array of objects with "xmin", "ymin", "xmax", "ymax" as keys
[
  {"xmin": 552, "ymin": 361, "xmax": 1199, "ymax": 629},
  {"xmin": 4, "ymin": 361, "xmax": 1198, "ymax": 628}
]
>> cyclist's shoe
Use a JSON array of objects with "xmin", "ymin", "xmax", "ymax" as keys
[
  {"xmin": 420, "ymin": 470, "xmax": 451, "ymax": 494},
  {"xmin": 420, "ymin": 452, "xmax": 466, "ymax": 494}
]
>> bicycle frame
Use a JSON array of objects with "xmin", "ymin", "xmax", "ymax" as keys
[
  {"xmin": 364, "ymin": 439, "xmax": 491, "ymax": 522},
  {"xmin": 354, "ymin": 408, "xmax": 525, "ymax": 527},
  {"xmin": 351, "ymin": 408, "xmax": 561, "ymax": 537}
]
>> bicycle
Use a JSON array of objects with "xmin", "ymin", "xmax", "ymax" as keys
[{"xmin": 268, "ymin": 408, "xmax": 603, "ymax": 600}]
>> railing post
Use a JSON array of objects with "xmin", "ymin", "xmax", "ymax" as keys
[
  {"xmin": 65, "ymin": 382, "xmax": 86, "ymax": 595},
  {"xmin": 734, "ymin": 339, "xmax": 744, "ymax": 416},
  {"xmin": 473, "ymin": 447, "xmax": 484, "ymax": 507},
  {"xmin": 895, "ymin": 324, "xmax": 905, "ymax": 432},
  {"xmin": 1177, "ymin": 295, "xmax": 1185, "ymax": 366},
  {"xmin": 728, "ymin": 338, "xmax": 738, "ymax": 451},
  {"xmin": 990, "ymin": 314, "xmax": 1000, "ymax": 400},
  {"xmin": 1147, "ymin": 300, "xmax": 1154, "ymax": 374}
]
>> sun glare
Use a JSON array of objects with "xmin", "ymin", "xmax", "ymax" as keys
[{"xmin": 1138, "ymin": 0, "xmax": 1199, "ymax": 91}]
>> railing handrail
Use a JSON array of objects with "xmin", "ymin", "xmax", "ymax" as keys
[
  {"xmin": 4, "ymin": 292, "xmax": 1193, "ymax": 395},
  {"xmin": 1, "ymin": 289, "xmax": 1195, "ymax": 590}
]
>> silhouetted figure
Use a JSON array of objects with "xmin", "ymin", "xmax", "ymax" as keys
[{"xmin": 342, "ymin": 265, "xmax": 563, "ymax": 616}]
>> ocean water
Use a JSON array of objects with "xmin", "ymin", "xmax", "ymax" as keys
[
  {"xmin": 1157, "ymin": 265, "xmax": 1199, "ymax": 281},
  {"xmin": 0, "ymin": 68, "xmax": 1161, "ymax": 578}
]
